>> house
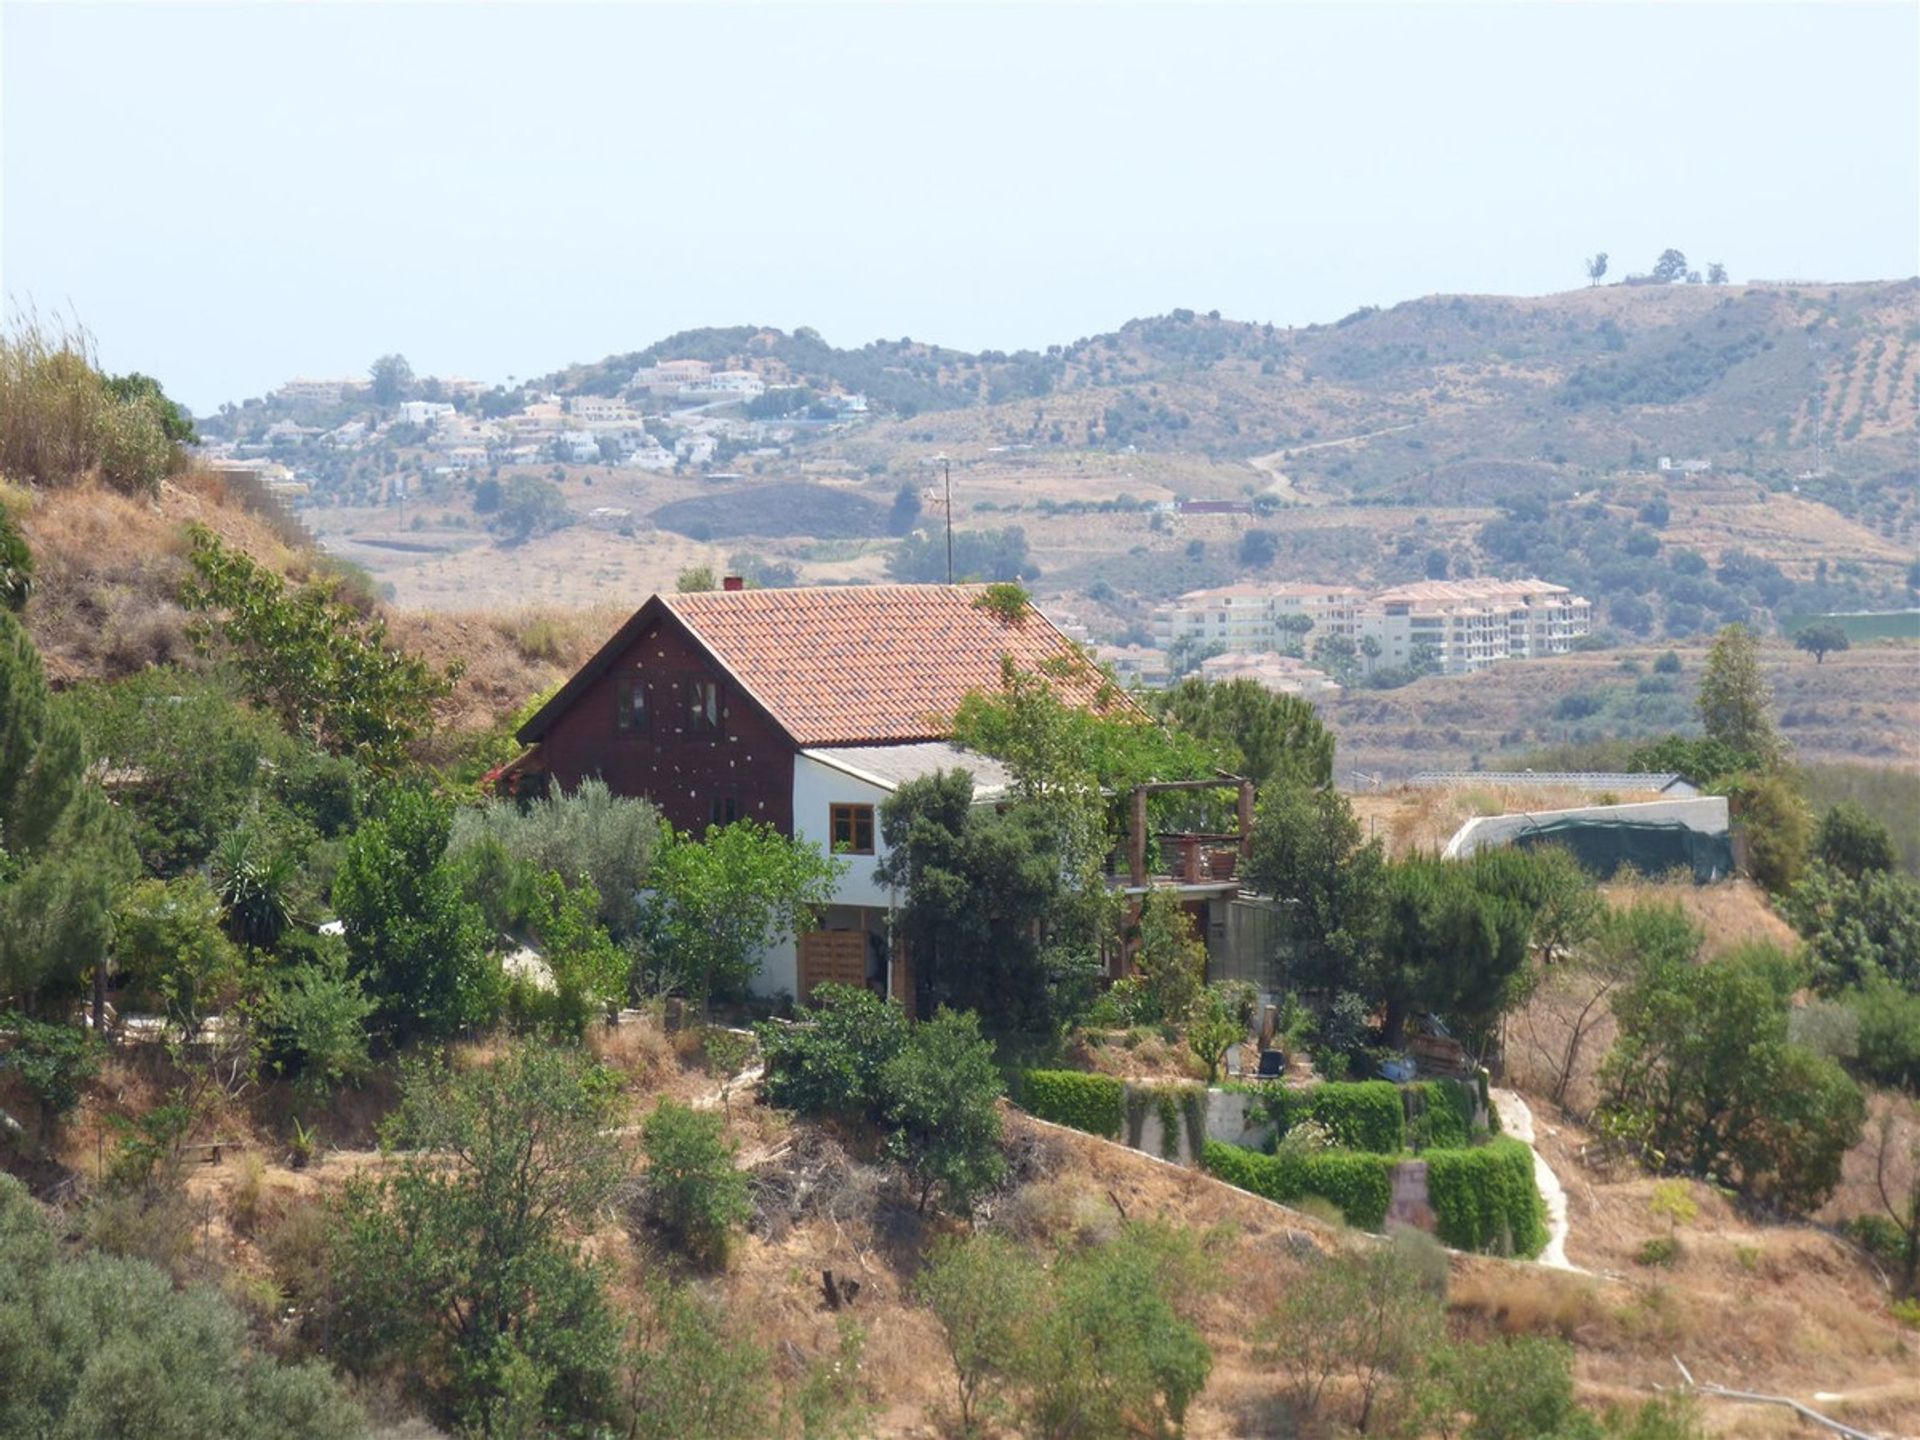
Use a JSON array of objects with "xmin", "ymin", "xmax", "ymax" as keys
[
  {"xmin": 1197, "ymin": 651, "xmax": 1340, "ymax": 697},
  {"xmin": 509, "ymin": 583, "xmax": 1109, "ymax": 1003},
  {"xmin": 396, "ymin": 400, "xmax": 456, "ymax": 427}
]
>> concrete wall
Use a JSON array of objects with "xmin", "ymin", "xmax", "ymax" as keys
[{"xmin": 791, "ymin": 753, "xmax": 892, "ymax": 909}]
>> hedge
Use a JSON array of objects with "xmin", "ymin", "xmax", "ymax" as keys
[
  {"xmin": 1406, "ymin": 1080, "xmax": 1477, "ymax": 1150},
  {"xmin": 1234, "ymin": 1081, "xmax": 1406, "ymax": 1154},
  {"xmin": 1426, "ymin": 1139, "xmax": 1546, "ymax": 1258},
  {"xmin": 1202, "ymin": 1141, "xmax": 1394, "ymax": 1230},
  {"xmin": 1019, "ymin": 1070, "xmax": 1124, "ymax": 1139}
]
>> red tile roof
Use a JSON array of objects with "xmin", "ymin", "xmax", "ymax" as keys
[{"xmin": 659, "ymin": 584, "xmax": 1110, "ymax": 746}]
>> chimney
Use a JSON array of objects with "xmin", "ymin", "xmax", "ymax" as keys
[{"xmin": 722, "ymin": 574, "xmax": 745, "ymax": 592}]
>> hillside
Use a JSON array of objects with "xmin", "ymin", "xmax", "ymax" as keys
[{"xmin": 203, "ymin": 280, "xmax": 1917, "ymax": 678}]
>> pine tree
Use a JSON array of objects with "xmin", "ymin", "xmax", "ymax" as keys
[{"xmin": 1696, "ymin": 624, "xmax": 1785, "ymax": 770}]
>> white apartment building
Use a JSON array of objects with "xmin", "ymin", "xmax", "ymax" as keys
[
  {"xmin": 275, "ymin": 376, "xmax": 360, "ymax": 405},
  {"xmin": 1150, "ymin": 578, "xmax": 1589, "ymax": 677},
  {"xmin": 569, "ymin": 396, "xmax": 638, "ymax": 424},
  {"xmin": 1151, "ymin": 584, "xmax": 1364, "ymax": 651},
  {"xmin": 679, "ymin": 369, "xmax": 766, "ymax": 402},
  {"xmin": 1360, "ymin": 579, "xmax": 1591, "ymax": 675},
  {"xmin": 630, "ymin": 359, "xmax": 711, "ymax": 392}
]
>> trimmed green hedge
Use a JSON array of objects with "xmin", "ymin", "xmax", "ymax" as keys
[
  {"xmin": 1202, "ymin": 1141, "xmax": 1394, "ymax": 1230},
  {"xmin": 1426, "ymin": 1139, "xmax": 1546, "ymax": 1258},
  {"xmin": 1019, "ymin": 1070, "xmax": 1124, "ymax": 1139},
  {"xmin": 1235, "ymin": 1081, "xmax": 1406, "ymax": 1154},
  {"xmin": 1407, "ymin": 1080, "xmax": 1477, "ymax": 1150}
]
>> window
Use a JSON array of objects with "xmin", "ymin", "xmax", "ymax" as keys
[
  {"xmin": 614, "ymin": 675, "xmax": 648, "ymax": 732},
  {"xmin": 686, "ymin": 678, "xmax": 721, "ymax": 733},
  {"xmin": 709, "ymin": 792, "xmax": 739, "ymax": 827},
  {"xmin": 830, "ymin": 803, "xmax": 875, "ymax": 856}
]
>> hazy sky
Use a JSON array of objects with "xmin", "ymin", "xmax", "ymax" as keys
[{"xmin": 5, "ymin": 2, "xmax": 1916, "ymax": 413}]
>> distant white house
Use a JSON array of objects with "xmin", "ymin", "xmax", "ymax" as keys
[
  {"xmin": 621, "ymin": 443, "xmax": 676, "ymax": 472},
  {"xmin": 679, "ymin": 370, "xmax": 766, "ymax": 402},
  {"xmin": 1657, "ymin": 457, "xmax": 1712, "ymax": 475},
  {"xmin": 397, "ymin": 400, "xmax": 456, "ymax": 427},
  {"xmin": 676, "ymin": 434, "xmax": 717, "ymax": 465},
  {"xmin": 560, "ymin": 430, "xmax": 601, "ymax": 463},
  {"xmin": 630, "ymin": 359, "xmax": 711, "ymax": 393},
  {"xmin": 276, "ymin": 376, "xmax": 360, "ymax": 405}
]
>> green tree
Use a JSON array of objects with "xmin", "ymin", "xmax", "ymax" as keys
[
  {"xmin": 758, "ymin": 982, "xmax": 909, "ymax": 1118},
  {"xmin": 0, "ymin": 1173, "xmax": 366, "ymax": 1440},
  {"xmin": 490, "ymin": 475, "xmax": 572, "ymax": 545},
  {"xmin": 0, "ymin": 611, "xmax": 135, "ymax": 1014},
  {"xmin": 1599, "ymin": 940, "xmax": 1865, "ymax": 1212},
  {"xmin": 1371, "ymin": 855, "xmax": 1531, "ymax": 1052},
  {"xmin": 182, "ymin": 527, "xmax": 461, "ymax": 771},
  {"xmin": 676, "ymin": 564, "xmax": 717, "ymax": 592},
  {"xmin": 332, "ymin": 787, "xmax": 498, "ymax": 1043},
  {"xmin": 1442, "ymin": 1334, "xmax": 1590, "ymax": 1440},
  {"xmin": 1651, "ymin": 248, "xmax": 1689, "ymax": 283},
  {"xmin": 258, "ymin": 935, "xmax": 374, "ymax": 1104},
  {"xmin": 113, "ymin": 875, "xmax": 246, "ymax": 1043},
  {"xmin": 1784, "ymin": 862, "xmax": 1920, "ymax": 992},
  {"xmin": 1813, "ymin": 801, "xmax": 1897, "ymax": 880},
  {"xmin": 881, "ymin": 1006, "xmax": 1006, "ymax": 1214},
  {"xmin": 0, "ymin": 1011, "xmax": 97, "ymax": 1142},
  {"xmin": 888, "ymin": 481, "xmax": 923, "ymax": 535},
  {"xmin": 519, "ymin": 870, "xmax": 629, "ymax": 1034},
  {"xmin": 917, "ymin": 1233, "xmax": 1041, "ymax": 1435},
  {"xmin": 449, "ymin": 777, "xmax": 662, "ymax": 939},
  {"xmin": 1258, "ymin": 1230, "xmax": 1447, "ymax": 1434},
  {"xmin": 328, "ymin": 1043, "xmax": 627, "ymax": 1431},
  {"xmin": 888, "ymin": 526, "xmax": 1032, "ymax": 583},
  {"xmin": 1468, "ymin": 844, "xmax": 1602, "ymax": 967},
  {"xmin": 637, "ymin": 820, "xmax": 842, "ymax": 1008},
  {"xmin": 640, "ymin": 1098, "xmax": 751, "ymax": 1266},
  {"xmin": 1132, "ymin": 886, "xmax": 1208, "ymax": 1024},
  {"xmin": 1695, "ymin": 624, "xmax": 1784, "ymax": 769},
  {"xmin": 1187, "ymin": 981, "xmax": 1258, "ymax": 1083},
  {"xmin": 65, "ymin": 667, "xmax": 296, "ymax": 876},
  {"xmin": 877, "ymin": 771, "xmax": 1089, "ymax": 1035},
  {"xmin": 1585, "ymin": 252, "xmax": 1609, "ymax": 285},
  {"xmin": 1706, "ymin": 261, "xmax": 1729, "ymax": 285},
  {"xmin": 1147, "ymin": 675, "xmax": 1335, "ymax": 789},
  {"xmin": 1244, "ymin": 783, "xmax": 1386, "ymax": 995},
  {"xmin": 1737, "ymin": 772, "xmax": 1811, "ymax": 893},
  {"xmin": 1794, "ymin": 623, "xmax": 1850, "ymax": 664},
  {"xmin": 368, "ymin": 353, "xmax": 413, "ymax": 406},
  {"xmin": 1024, "ymin": 1223, "xmax": 1217, "ymax": 1440},
  {"xmin": 1312, "ymin": 632, "xmax": 1361, "ymax": 684}
]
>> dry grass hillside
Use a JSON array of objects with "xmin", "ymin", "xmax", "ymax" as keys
[
  {"xmin": 6, "ymin": 470, "xmax": 606, "ymax": 742},
  {"xmin": 12, "ymin": 1000, "xmax": 1915, "ymax": 1440}
]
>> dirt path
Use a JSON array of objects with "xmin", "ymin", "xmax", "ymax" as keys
[{"xmin": 1489, "ymin": 1087, "xmax": 1579, "ymax": 1271}]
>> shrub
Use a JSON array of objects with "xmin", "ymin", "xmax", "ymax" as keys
[
  {"xmin": 0, "ymin": 1173, "xmax": 365, "ymax": 1439},
  {"xmin": 1636, "ymin": 1236, "xmax": 1680, "ymax": 1267},
  {"xmin": 917, "ymin": 1233, "xmax": 1040, "ymax": 1432},
  {"xmin": 1203, "ymin": 1140, "xmax": 1395, "ymax": 1230},
  {"xmin": 625, "ymin": 1282, "xmax": 769, "ymax": 1440},
  {"xmin": 257, "ymin": 936, "xmax": 373, "ymax": 1102},
  {"xmin": 1426, "ymin": 1139, "xmax": 1547, "ymax": 1258},
  {"xmin": 1441, "ymin": 1334, "xmax": 1585, "ymax": 1440},
  {"xmin": 881, "ymin": 1007, "xmax": 1006, "ymax": 1214},
  {"xmin": 0, "ymin": 1011, "xmax": 97, "ymax": 1141},
  {"xmin": 327, "ymin": 1043, "xmax": 627, "ymax": 1431},
  {"xmin": 1258, "ymin": 1230, "xmax": 1447, "ymax": 1433},
  {"xmin": 449, "ymin": 778, "xmax": 662, "ymax": 939},
  {"xmin": 1024, "ymin": 1223, "xmax": 1216, "ymax": 1438},
  {"xmin": 758, "ymin": 983, "xmax": 907, "ymax": 1119},
  {"xmin": 0, "ymin": 318, "xmax": 190, "ymax": 494},
  {"xmin": 640, "ymin": 1099, "xmax": 750, "ymax": 1267},
  {"xmin": 1018, "ymin": 1069, "xmax": 1124, "ymax": 1139},
  {"xmin": 1243, "ymin": 1079, "xmax": 1406, "ymax": 1153}
]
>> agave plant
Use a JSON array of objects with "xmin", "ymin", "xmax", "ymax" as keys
[{"xmin": 212, "ymin": 828, "xmax": 295, "ymax": 950}]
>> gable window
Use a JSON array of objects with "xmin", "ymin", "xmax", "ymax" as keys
[
  {"xmin": 830, "ymin": 803, "xmax": 875, "ymax": 856},
  {"xmin": 709, "ymin": 791, "xmax": 739, "ymax": 827},
  {"xmin": 614, "ymin": 675, "xmax": 648, "ymax": 732},
  {"xmin": 687, "ymin": 678, "xmax": 721, "ymax": 734}
]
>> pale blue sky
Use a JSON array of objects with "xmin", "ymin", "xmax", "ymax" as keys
[{"xmin": 4, "ymin": 2, "xmax": 1916, "ymax": 413}]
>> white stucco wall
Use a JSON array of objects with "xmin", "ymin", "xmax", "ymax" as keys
[{"xmin": 791, "ymin": 753, "xmax": 894, "ymax": 910}]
